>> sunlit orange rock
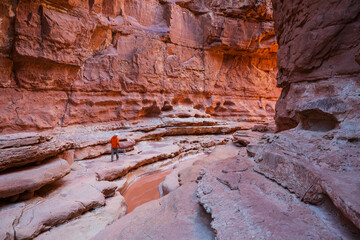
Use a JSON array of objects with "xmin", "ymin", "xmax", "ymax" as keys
[{"xmin": 0, "ymin": 0, "xmax": 280, "ymax": 134}]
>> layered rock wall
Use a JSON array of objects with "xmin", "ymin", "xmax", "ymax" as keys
[
  {"xmin": 272, "ymin": 0, "xmax": 360, "ymax": 131},
  {"xmin": 0, "ymin": 0, "xmax": 280, "ymax": 134},
  {"xmin": 251, "ymin": 0, "xmax": 360, "ymax": 231}
]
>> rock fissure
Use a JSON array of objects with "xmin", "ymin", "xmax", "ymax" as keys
[{"xmin": 60, "ymin": 85, "xmax": 73, "ymax": 128}]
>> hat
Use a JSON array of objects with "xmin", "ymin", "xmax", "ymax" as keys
[{"xmin": 114, "ymin": 133, "xmax": 118, "ymax": 136}]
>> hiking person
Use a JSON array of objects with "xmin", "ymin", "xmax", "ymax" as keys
[{"xmin": 110, "ymin": 133, "xmax": 120, "ymax": 162}]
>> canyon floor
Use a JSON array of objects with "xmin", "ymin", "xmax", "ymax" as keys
[{"xmin": 1, "ymin": 113, "xmax": 359, "ymax": 240}]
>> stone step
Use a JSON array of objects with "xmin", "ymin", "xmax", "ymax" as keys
[
  {"xmin": 0, "ymin": 158, "xmax": 70, "ymax": 199},
  {"xmin": 9, "ymin": 181, "xmax": 118, "ymax": 240}
]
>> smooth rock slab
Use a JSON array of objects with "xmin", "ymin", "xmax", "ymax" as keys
[
  {"xmin": 0, "ymin": 202, "xmax": 25, "ymax": 240},
  {"xmin": 0, "ymin": 158, "xmax": 70, "ymax": 198},
  {"xmin": 34, "ymin": 192, "xmax": 127, "ymax": 240},
  {"xmin": 74, "ymin": 140, "xmax": 136, "ymax": 161},
  {"xmin": 14, "ymin": 184, "xmax": 106, "ymax": 239},
  {"xmin": 232, "ymin": 130, "xmax": 263, "ymax": 147},
  {"xmin": 93, "ymin": 182, "xmax": 214, "ymax": 240},
  {"xmin": 165, "ymin": 124, "xmax": 245, "ymax": 136},
  {"xmin": 162, "ymin": 143, "xmax": 241, "ymax": 195},
  {"xmin": 92, "ymin": 181, "xmax": 118, "ymax": 198},
  {"xmin": 95, "ymin": 141, "xmax": 180, "ymax": 181}
]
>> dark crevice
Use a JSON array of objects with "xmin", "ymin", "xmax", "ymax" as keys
[
  {"xmin": 298, "ymin": 109, "xmax": 339, "ymax": 132},
  {"xmin": 195, "ymin": 201, "xmax": 216, "ymax": 239},
  {"xmin": 60, "ymin": 86, "xmax": 73, "ymax": 127},
  {"xmin": 88, "ymin": 0, "xmax": 95, "ymax": 10},
  {"xmin": 310, "ymin": 195, "xmax": 360, "ymax": 238}
]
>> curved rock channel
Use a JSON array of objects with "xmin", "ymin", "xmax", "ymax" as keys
[
  {"xmin": 0, "ymin": 116, "xmax": 243, "ymax": 240},
  {"xmin": 121, "ymin": 151, "xmax": 209, "ymax": 213},
  {"xmin": 122, "ymin": 168, "xmax": 172, "ymax": 213},
  {"xmin": 1, "ymin": 118, "xmax": 359, "ymax": 239}
]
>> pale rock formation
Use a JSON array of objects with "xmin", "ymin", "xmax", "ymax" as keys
[
  {"xmin": 197, "ymin": 150, "xmax": 359, "ymax": 239},
  {"xmin": 93, "ymin": 182, "xmax": 214, "ymax": 240},
  {"xmin": 0, "ymin": 133, "xmax": 74, "ymax": 171},
  {"xmin": 0, "ymin": 158, "xmax": 70, "ymax": 199},
  {"xmin": 34, "ymin": 193, "xmax": 127, "ymax": 240},
  {"xmin": 14, "ymin": 184, "xmax": 106, "ymax": 239}
]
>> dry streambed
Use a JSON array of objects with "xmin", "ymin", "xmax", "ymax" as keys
[{"xmin": 0, "ymin": 117, "xmax": 244, "ymax": 239}]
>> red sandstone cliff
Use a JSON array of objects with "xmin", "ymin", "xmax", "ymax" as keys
[{"xmin": 0, "ymin": 0, "xmax": 280, "ymax": 134}]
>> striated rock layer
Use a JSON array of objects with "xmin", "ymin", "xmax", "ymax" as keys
[
  {"xmin": 251, "ymin": 0, "xmax": 360, "ymax": 231},
  {"xmin": 0, "ymin": 0, "xmax": 280, "ymax": 134}
]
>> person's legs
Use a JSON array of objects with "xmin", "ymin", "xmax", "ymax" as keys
[
  {"xmin": 111, "ymin": 148, "xmax": 114, "ymax": 162},
  {"xmin": 115, "ymin": 147, "xmax": 119, "ymax": 160}
]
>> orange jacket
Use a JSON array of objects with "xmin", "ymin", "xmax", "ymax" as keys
[{"xmin": 110, "ymin": 136, "xmax": 120, "ymax": 148}]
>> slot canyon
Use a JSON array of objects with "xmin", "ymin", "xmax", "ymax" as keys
[{"xmin": 0, "ymin": 0, "xmax": 359, "ymax": 239}]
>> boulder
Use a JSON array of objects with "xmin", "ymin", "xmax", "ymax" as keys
[
  {"xmin": 232, "ymin": 130, "xmax": 264, "ymax": 147},
  {"xmin": 92, "ymin": 181, "xmax": 118, "ymax": 198},
  {"xmin": 58, "ymin": 149, "xmax": 75, "ymax": 165}
]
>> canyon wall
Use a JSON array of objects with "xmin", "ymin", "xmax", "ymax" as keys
[
  {"xmin": 251, "ymin": 0, "xmax": 360, "ymax": 230},
  {"xmin": 0, "ymin": 0, "xmax": 280, "ymax": 134},
  {"xmin": 272, "ymin": 0, "xmax": 360, "ymax": 132}
]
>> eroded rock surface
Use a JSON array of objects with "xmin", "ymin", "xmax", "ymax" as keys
[
  {"xmin": 249, "ymin": 0, "xmax": 360, "ymax": 231},
  {"xmin": 0, "ymin": 117, "xmax": 239, "ymax": 239},
  {"xmin": 93, "ymin": 182, "xmax": 214, "ymax": 240},
  {"xmin": 272, "ymin": 0, "xmax": 360, "ymax": 131},
  {"xmin": 0, "ymin": 0, "xmax": 279, "ymax": 134},
  {"xmin": 251, "ymin": 129, "xmax": 360, "ymax": 229},
  {"xmin": 0, "ymin": 158, "xmax": 70, "ymax": 199},
  {"xmin": 197, "ymin": 150, "xmax": 359, "ymax": 239},
  {"xmin": 0, "ymin": 0, "xmax": 359, "ymax": 239}
]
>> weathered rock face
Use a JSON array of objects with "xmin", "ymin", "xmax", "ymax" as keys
[
  {"xmin": 251, "ymin": 0, "xmax": 360, "ymax": 232},
  {"xmin": 0, "ymin": 0, "xmax": 280, "ymax": 134},
  {"xmin": 272, "ymin": 0, "xmax": 360, "ymax": 131}
]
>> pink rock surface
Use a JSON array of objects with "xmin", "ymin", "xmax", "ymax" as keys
[
  {"xmin": 34, "ymin": 192, "xmax": 127, "ymax": 240},
  {"xmin": 0, "ymin": 158, "xmax": 70, "ymax": 198},
  {"xmin": 0, "ymin": 133, "xmax": 74, "ymax": 171},
  {"xmin": 93, "ymin": 182, "xmax": 214, "ymax": 240},
  {"xmin": 197, "ymin": 153, "xmax": 359, "ymax": 239},
  {"xmin": 58, "ymin": 149, "xmax": 74, "ymax": 165},
  {"xmin": 251, "ymin": 129, "xmax": 360, "ymax": 229},
  {"xmin": 0, "ymin": 202, "xmax": 25, "ymax": 240},
  {"xmin": 14, "ymin": 184, "xmax": 106, "ymax": 239}
]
